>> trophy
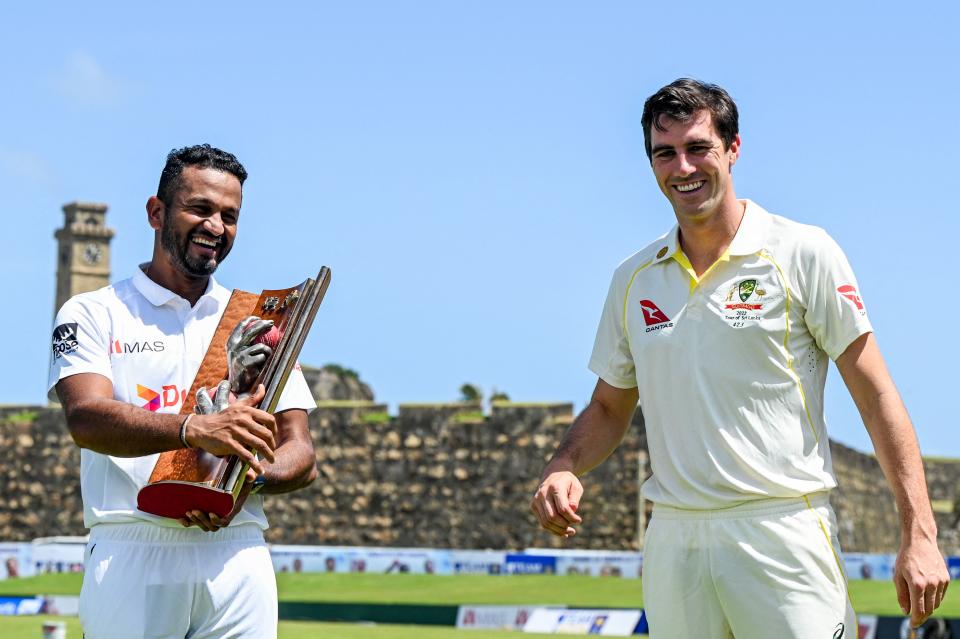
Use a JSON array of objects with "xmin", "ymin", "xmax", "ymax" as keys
[{"xmin": 137, "ymin": 267, "xmax": 331, "ymax": 520}]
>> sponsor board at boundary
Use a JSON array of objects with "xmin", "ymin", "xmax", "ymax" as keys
[
  {"xmin": 0, "ymin": 541, "xmax": 937, "ymax": 585},
  {"xmin": 456, "ymin": 605, "xmax": 561, "ymax": 630},
  {"xmin": 523, "ymin": 608, "xmax": 644, "ymax": 636}
]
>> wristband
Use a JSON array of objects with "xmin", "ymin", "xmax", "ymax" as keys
[
  {"xmin": 178, "ymin": 414, "xmax": 194, "ymax": 449},
  {"xmin": 250, "ymin": 474, "xmax": 267, "ymax": 495}
]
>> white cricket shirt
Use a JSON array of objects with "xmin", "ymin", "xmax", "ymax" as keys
[
  {"xmin": 48, "ymin": 265, "xmax": 316, "ymax": 529},
  {"xmin": 590, "ymin": 200, "xmax": 872, "ymax": 509}
]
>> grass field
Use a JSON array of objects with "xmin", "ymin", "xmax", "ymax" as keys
[
  {"xmin": 0, "ymin": 573, "xmax": 945, "ymax": 637},
  {"xmin": 0, "ymin": 617, "xmax": 560, "ymax": 638}
]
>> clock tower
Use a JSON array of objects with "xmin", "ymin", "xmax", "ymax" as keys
[{"xmin": 54, "ymin": 201, "xmax": 115, "ymax": 314}]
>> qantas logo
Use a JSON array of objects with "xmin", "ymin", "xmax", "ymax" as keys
[
  {"xmin": 136, "ymin": 384, "xmax": 187, "ymax": 412},
  {"xmin": 639, "ymin": 300, "xmax": 670, "ymax": 325},
  {"xmin": 111, "ymin": 339, "xmax": 166, "ymax": 356},
  {"xmin": 837, "ymin": 285, "xmax": 864, "ymax": 311},
  {"xmin": 639, "ymin": 300, "xmax": 673, "ymax": 333}
]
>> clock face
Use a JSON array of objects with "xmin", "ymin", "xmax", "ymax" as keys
[{"xmin": 83, "ymin": 242, "xmax": 103, "ymax": 265}]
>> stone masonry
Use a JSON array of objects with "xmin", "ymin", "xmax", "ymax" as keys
[{"xmin": 3, "ymin": 401, "xmax": 960, "ymax": 553}]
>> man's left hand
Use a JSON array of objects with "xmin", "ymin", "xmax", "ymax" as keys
[
  {"xmin": 894, "ymin": 537, "xmax": 950, "ymax": 627},
  {"xmin": 178, "ymin": 381, "xmax": 261, "ymax": 533}
]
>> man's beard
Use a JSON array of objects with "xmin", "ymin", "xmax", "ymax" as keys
[{"xmin": 160, "ymin": 219, "xmax": 224, "ymax": 278}]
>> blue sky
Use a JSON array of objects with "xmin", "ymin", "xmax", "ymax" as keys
[{"xmin": 2, "ymin": 2, "xmax": 957, "ymax": 454}]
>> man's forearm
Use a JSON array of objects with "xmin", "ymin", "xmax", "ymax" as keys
[
  {"xmin": 544, "ymin": 386, "xmax": 637, "ymax": 478},
  {"xmin": 260, "ymin": 439, "xmax": 317, "ymax": 493},
  {"xmin": 863, "ymin": 390, "xmax": 937, "ymax": 540},
  {"xmin": 259, "ymin": 409, "xmax": 316, "ymax": 493},
  {"xmin": 837, "ymin": 334, "xmax": 938, "ymax": 541},
  {"xmin": 64, "ymin": 396, "xmax": 183, "ymax": 456}
]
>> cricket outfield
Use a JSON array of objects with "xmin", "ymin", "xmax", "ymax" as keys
[{"xmin": 0, "ymin": 573, "xmax": 950, "ymax": 637}]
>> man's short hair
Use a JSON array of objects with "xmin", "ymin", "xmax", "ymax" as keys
[
  {"xmin": 641, "ymin": 78, "xmax": 739, "ymax": 161},
  {"xmin": 156, "ymin": 144, "xmax": 248, "ymax": 205}
]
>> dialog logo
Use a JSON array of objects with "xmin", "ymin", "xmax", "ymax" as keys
[
  {"xmin": 137, "ymin": 385, "xmax": 161, "ymax": 411},
  {"xmin": 837, "ymin": 285, "xmax": 864, "ymax": 311},
  {"xmin": 639, "ymin": 300, "xmax": 673, "ymax": 333},
  {"xmin": 136, "ymin": 384, "xmax": 187, "ymax": 412},
  {"xmin": 52, "ymin": 323, "xmax": 79, "ymax": 360}
]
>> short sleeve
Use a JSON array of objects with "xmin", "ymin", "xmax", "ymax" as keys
[
  {"xmin": 802, "ymin": 231, "xmax": 873, "ymax": 361},
  {"xmin": 48, "ymin": 297, "xmax": 113, "ymax": 399},
  {"xmin": 588, "ymin": 273, "xmax": 637, "ymax": 389},
  {"xmin": 274, "ymin": 363, "xmax": 317, "ymax": 413}
]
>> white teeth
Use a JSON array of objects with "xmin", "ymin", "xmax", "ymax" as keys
[
  {"xmin": 192, "ymin": 236, "xmax": 218, "ymax": 248},
  {"xmin": 676, "ymin": 181, "xmax": 704, "ymax": 193}
]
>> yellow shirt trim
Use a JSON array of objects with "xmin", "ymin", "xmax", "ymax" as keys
[
  {"xmin": 673, "ymin": 248, "xmax": 731, "ymax": 293},
  {"xmin": 622, "ymin": 259, "xmax": 654, "ymax": 342},
  {"xmin": 757, "ymin": 250, "xmax": 820, "ymax": 446}
]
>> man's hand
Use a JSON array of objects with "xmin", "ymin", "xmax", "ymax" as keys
[
  {"xmin": 894, "ymin": 537, "xmax": 950, "ymax": 627},
  {"xmin": 184, "ymin": 382, "xmax": 277, "ymax": 475},
  {"xmin": 178, "ymin": 473, "xmax": 256, "ymax": 532},
  {"xmin": 227, "ymin": 316, "xmax": 274, "ymax": 396},
  {"xmin": 531, "ymin": 471, "xmax": 584, "ymax": 538},
  {"xmin": 178, "ymin": 381, "xmax": 271, "ymax": 532},
  {"xmin": 529, "ymin": 380, "xmax": 637, "ymax": 540}
]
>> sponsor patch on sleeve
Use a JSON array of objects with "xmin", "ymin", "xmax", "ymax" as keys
[
  {"xmin": 836, "ymin": 284, "xmax": 866, "ymax": 313},
  {"xmin": 52, "ymin": 323, "xmax": 79, "ymax": 359}
]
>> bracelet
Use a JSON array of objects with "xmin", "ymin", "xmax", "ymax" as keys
[
  {"xmin": 250, "ymin": 474, "xmax": 267, "ymax": 495},
  {"xmin": 178, "ymin": 414, "xmax": 194, "ymax": 449}
]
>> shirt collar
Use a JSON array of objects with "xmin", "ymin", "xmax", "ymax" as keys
[
  {"xmin": 650, "ymin": 199, "xmax": 770, "ymax": 266},
  {"xmin": 726, "ymin": 199, "xmax": 770, "ymax": 256},
  {"xmin": 132, "ymin": 263, "xmax": 220, "ymax": 308}
]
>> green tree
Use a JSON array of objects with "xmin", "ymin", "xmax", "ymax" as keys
[
  {"xmin": 459, "ymin": 383, "xmax": 482, "ymax": 402},
  {"xmin": 322, "ymin": 363, "xmax": 360, "ymax": 379}
]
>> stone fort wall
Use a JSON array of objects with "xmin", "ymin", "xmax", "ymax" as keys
[{"xmin": 1, "ymin": 403, "xmax": 957, "ymax": 554}]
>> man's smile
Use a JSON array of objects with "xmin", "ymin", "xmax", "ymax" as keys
[
  {"xmin": 189, "ymin": 233, "xmax": 222, "ymax": 259},
  {"xmin": 191, "ymin": 234, "xmax": 220, "ymax": 248},
  {"xmin": 674, "ymin": 180, "xmax": 705, "ymax": 193}
]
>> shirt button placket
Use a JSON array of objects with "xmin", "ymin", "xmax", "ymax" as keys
[{"xmin": 687, "ymin": 287, "xmax": 702, "ymax": 322}]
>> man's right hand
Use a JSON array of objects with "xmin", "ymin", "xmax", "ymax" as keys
[
  {"xmin": 184, "ymin": 382, "xmax": 277, "ymax": 476},
  {"xmin": 531, "ymin": 470, "xmax": 584, "ymax": 538}
]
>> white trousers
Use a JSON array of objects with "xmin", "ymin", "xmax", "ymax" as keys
[
  {"xmin": 80, "ymin": 523, "xmax": 277, "ymax": 639},
  {"xmin": 642, "ymin": 493, "xmax": 857, "ymax": 639}
]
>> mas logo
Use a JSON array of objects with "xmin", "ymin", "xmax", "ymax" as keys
[
  {"xmin": 837, "ymin": 284, "xmax": 865, "ymax": 312},
  {"xmin": 112, "ymin": 338, "xmax": 166, "ymax": 356},
  {"xmin": 639, "ymin": 300, "xmax": 673, "ymax": 333},
  {"xmin": 52, "ymin": 323, "xmax": 79, "ymax": 360},
  {"xmin": 136, "ymin": 384, "xmax": 187, "ymax": 412}
]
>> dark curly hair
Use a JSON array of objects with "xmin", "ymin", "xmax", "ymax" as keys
[
  {"xmin": 156, "ymin": 144, "xmax": 248, "ymax": 205},
  {"xmin": 641, "ymin": 78, "xmax": 739, "ymax": 162}
]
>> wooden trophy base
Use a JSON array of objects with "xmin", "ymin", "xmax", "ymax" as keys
[{"xmin": 138, "ymin": 481, "xmax": 235, "ymax": 519}]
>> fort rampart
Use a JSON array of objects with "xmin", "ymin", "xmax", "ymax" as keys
[{"xmin": 1, "ymin": 403, "xmax": 956, "ymax": 553}]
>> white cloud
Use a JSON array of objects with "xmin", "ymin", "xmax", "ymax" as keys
[{"xmin": 51, "ymin": 50, "xmax": 124, "ymax": 108}]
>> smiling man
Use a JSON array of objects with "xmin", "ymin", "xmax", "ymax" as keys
[
  {"xmin": 531, "ymin": 79, "xmax": 948, "ymax": 636},
  {"xmin": 49, "ymin": 144, "xmax": 318, "ymax": 638}
]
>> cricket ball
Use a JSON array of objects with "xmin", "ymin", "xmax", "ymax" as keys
[{"xmin": 255, "ymin": 326, "xmax": 282, "ymax": 350}]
